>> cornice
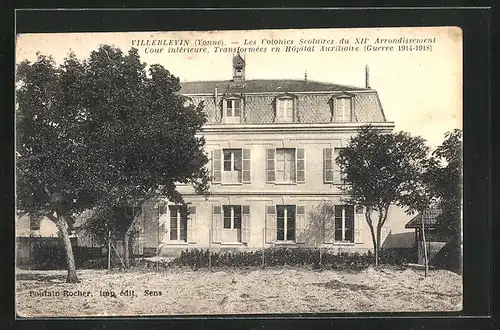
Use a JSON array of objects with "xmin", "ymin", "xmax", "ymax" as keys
[{"xmin": 199, "ymin": 122, "xmax": 395, "ymax": 135}]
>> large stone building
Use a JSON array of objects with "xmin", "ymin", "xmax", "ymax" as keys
[{"xmin": 135, "ymin": 54, "xmax": 411, "ymax": 256}]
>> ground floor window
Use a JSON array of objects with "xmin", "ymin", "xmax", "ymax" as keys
[
  {"xmin": 169, "ymin": 205, "xmax": 187, "ymax": 242},
  {"xmin": 223, "ymin": 205, "xmax": 242, "ymax": 229},
  {"xmin": 277, "ymin": 205, "xmax": 296, "ymax": 241},
  {"xmin": 334, "ymin": 205, "xmax": 354, "ymax": 242}
]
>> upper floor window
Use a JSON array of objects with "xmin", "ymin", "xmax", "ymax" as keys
[
  {"xmin": 212, "ymin": 148, "xmax": 251, "ymax": 184},
  {"xmin": 334, "ymin": 97, "xmax": 352, "ymax": 122},
  {"xmin": 276, "ymin": 98, "xmax": 294, "ymax": 123},
  {"xmin": 223, "ymin": 98, "xmax": 241, "ymax": 124},
  {"xmin": 266, "ymin": 148, "xmax": 305, "ymax": 184},
  {"xmin": 275, "ymin": 149, "xmax": 296, "ymax": 183},
  {"xmin": 223, "ymin": 149, "xmax": 242, "ymax": 183}
]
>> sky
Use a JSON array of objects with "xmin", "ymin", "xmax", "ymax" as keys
[{"xmin": 16, "ymin": 27, "xmax": 462, "ymax": 149}]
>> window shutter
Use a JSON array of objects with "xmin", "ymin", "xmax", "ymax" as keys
[
  {"xmin": 265, "ymin": 205, "xmax": 276, "ymax": 243},
  {"xmin": 187, "ymin": 206, "xmax": 196, "ymax": 243},
  {"xmin": 354, "ymin": 206, "xmax": 364, "ymax": 244},
  {"xmin": 296, "ymin": 148, "xmax": 306, "ymax": 183},
  {"xmin": 241, "ymin": 205, "xmax": 250, "ymax": 243},
  {"xmin": 296, "ymin": 205, "xmax": 306, "ymax": 243},
  {"xmin": 212, "ymin": 149, "xmax": 222, "ymax": 184},
  {"xmin": 266, "ymin": 149, "xmax": 275, "ymax": 183},
  {"xmin": 323, "ymin": 148, "xmax": 334, "ymax": 183},
  {"xmin": 212, "ymin": 205, "xmax": 222, "ymax": 243},
  {"xmin": 323, "ymin": 205, "xmax": 336, "ymax": 243},
  {"xmin": 242, "ymin": 149, "xmax": 251, "ymax": 183},
  {"xmin": 221, "ymin": 99, "xmax": 227, "ymax": 122},
  {"xmin": 333, "ymin": 148, "xmax": 341, "ymax": 183}
]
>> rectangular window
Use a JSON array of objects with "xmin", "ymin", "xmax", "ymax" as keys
[
  {"xmin": 335, "ymin": 97, "xmax": 352, "ymax": 122},
  {"xmin": 224, "ymin": 99, "xmax": 241, "ymax": 123},
  {"xmin": 222, "ymin": 149, "xmax": 242, "ymax": 183},
  {"xmin": 169, "ymin": 205, "xmax": 187, "ymax": 242},
  {"xmin": 334, "ymin": 205, "xmax": 354, "ymax": 242},
  {"xmin": 277, "ymin": 99, "xmax": 294, "ymax": 123},
  {"xmin": 223, "ymin": 205, "xmax": 242, "ymax": 229},
  {"xmin": 275, "ymin": 149, "xmax": 296, "ymax": 183},
  {"xmin": 276, "ymin": 205, "xmax": 296, "ymax": 241}
]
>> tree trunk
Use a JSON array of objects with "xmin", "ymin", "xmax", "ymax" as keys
[
  {"xmin": 54, "ymin": 215, "xmax": 80, "ymax": 283},
  {"xmin": 365, "ymin": 210, "xmax": 378, "ymax": 266},
  {"xmin": 123, "ymin": 215, "xmax": 137, "ymax": 269},
  {"xmin": 375, "ymin": 225, "xmax": 382, "ymax": 267}
]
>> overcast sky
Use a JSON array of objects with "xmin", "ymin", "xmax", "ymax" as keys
[{"xmin": 16, "ymin": 27, "xmax": 462, "ymax": 149}]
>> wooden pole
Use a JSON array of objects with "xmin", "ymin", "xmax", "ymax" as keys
[
  {"xmin": 319, "ymin": 248, "xmax": 322, "ymax": 268},
  {"xmin": 107, "ymin": 230, "xmax": 111, "ymax": 271},
  {"xmin": 421, "ymin": 214, "xmax": 429, "ymax": 277},
  {"xmin": 261, "ymin": 228, "xmax": 265, "ymax": 268},
  {"xmin": 208, "ymin": 229, "xmax": 212, "ymax": 269}
]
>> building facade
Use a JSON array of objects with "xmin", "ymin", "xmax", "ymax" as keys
[{"xmin": 136, "ymin": 54, "xmax": 410, "ymax": 256}]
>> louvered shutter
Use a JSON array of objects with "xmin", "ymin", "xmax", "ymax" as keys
[
  {"xmin": 212, "ymin": 149, "xmax": 222, "ymax": 184},
  {"xmin": 265, "ymin": 205, "xmax": 276, "ymax": 243},
  {"xmin": 354, "ymin": 206, "xmax": 364, "ymax": 244},
  {"xmin": 242, "ymin": 149, "xmax": 251, "ymax": 183},
  {"xmin": 266, "ymin": 149, "xmax": 275, "ymax": 183},
  {"xmin": 323, "ymin": 205, "xmax": 335, "ymax": 243},
  {"xmin": 187, "ymin": 206, "xmax": 196, "ymax": 243},
  {"xmin": 296, "ymin": 205, "xmax": 306, "ymax": 243},
  {"xmin": 324, "ymin": 148, "xmax": 334, "ymax": 183},
  {"xmin": 241, "ymin": 205, "xmax": 250, "ymax": 243},
  {"xmin": 296, "ymin": 148, "xmax": 306, "ymax": 183},
  {"xmin": 333, "ymin": 148, "xmax": 342, "ymax": 183},
  {"xmin": 212, "ymin": 205, "xmax": 222, "ymax": 243}
]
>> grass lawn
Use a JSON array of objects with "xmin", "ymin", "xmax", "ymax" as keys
[{"xmin": 16, "ymin": 265, "xmax": 462, "ymax": 317}]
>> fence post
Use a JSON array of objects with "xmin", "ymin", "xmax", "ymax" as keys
[
  {"xmin": 319, "ymin": 248, "xmax": 322, "ymax": 268},
  {"xmin": 208, "ymin": 229, "xmax": 212, "ymax": 269},
  {"xmin": 107, "ymin": 230, "xmax": 111, "ymax": 271},
  {"xmin": 261, "ymin": 228, "xmax": 265, "ymax": 268}
]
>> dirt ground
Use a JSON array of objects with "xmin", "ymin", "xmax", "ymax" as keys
[{"xmin": 16, "ymin": 265, "xmax": 462, "ymax": 317}]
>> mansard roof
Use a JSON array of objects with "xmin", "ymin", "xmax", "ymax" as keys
[{"xmin": 180, "ymin": 79, "xmax": 369, "ymax": 95}]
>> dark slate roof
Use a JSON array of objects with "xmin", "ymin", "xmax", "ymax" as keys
[
  {"xmin": 405, "ymin": 206, "xmax": 442, "ymax": 229},
  {"xmin": 180, "ymin": 79, "xmax": 369, "ymax": 94},
  {"xmin": 381, "ymin": 232, "xmax": 415, "ymax": 249}
]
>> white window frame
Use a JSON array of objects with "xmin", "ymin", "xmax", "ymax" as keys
[
  {"xmin": 222, "ymin": 148, "xmax": 242, "ymax": 184},
  {"xmin": 334, "ymin": 205, "xmax": 354, "ymax": 243},
  {"xmin": 169, "ymin": 206, "xmax": 187, "ymax": 243},
  {"xmin": 223, "ymin": 98, "xmax": 242, "ymax": 123},
  {"xmin": 276, "ymin": 98, "xmax": 294, "ymax": 123},
  {"xmin": 276, "ymin": 205, "xmax": 296, "ymax": 242},
  {"xmin": 275, "ymin": 148, "xmax": 296, "ymax": 184},
  {"xmin": 334, "ymin": 97, "xmax": 352, "ymax": 122},
  {"xmin": 223, "ymin": 205, "xmax": 242, "ymax": 230}
]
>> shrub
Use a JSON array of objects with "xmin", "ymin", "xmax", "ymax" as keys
[{"xmin": 170, "ymin": 247, "xmax": 402, "ymax": 270}]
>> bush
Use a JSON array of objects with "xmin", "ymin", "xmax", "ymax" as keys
[{"xmin": 170, "ymin": 248, "xmax": 403, "ymax": 270}]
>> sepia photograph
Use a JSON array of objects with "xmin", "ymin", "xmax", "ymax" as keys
[{"xmin": 15, "ymin": 26, "xmax": 463, "ymax": 317}]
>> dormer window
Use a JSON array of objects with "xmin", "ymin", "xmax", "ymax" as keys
[
  {"xmin": 333, "ymin": 96, "xmax": 353, "ymax": 122},
  {"xmin": 276, "ymin": 98, "xmax": 295, "ymax": 123},
  {"xmin": 223, "ymin": 98, "xmax": 242, "ymax": 124}
]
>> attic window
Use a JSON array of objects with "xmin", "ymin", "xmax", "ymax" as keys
[
  {"xmin": 276, "ymin": 98, "xmax": 295, "ymax": 123},
  {"xmin": 223, "ymin": 98, "xmax": 242, "ymax": 124},
  {"xmin": 334, "ymin": 97, "xmax": 352, "ymax": 122}
]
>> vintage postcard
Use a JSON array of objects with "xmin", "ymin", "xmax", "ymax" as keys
[{"xmin": 15, "ymin": 27, "xmax": 462, "ymax": 317}]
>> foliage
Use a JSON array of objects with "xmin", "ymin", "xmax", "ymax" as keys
[
  {"xmin": 424, "ymin": 129, "xmax": 462, "ymax": 237},
  {"xmin": 16, "ymin": 45, "xmax": 211, "ymax": 278},
  {"xmin": 165, "ymin": 248, "xmax": 411, "ymax": 270},
  {"xmin": 335, "ymin": 125, "xmax": 432, "ymax": 264}
]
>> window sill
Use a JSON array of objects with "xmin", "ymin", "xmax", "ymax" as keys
[
  {"xmin": 273, "ymin": 182, "xmax": 297, "ymax": 185},
  {"xmin": 220, "ymin": 182, "xmax": 243, "ymax": 186},
  {"xmin": 220, "ymin": 242, "xmax": 244, "ymax": 246},
  {"xmin": 323, "ymin": 242, "xmax": 356, "ymax": 246},
  {"xmin": 163, "ymin": 241, "xmax": 189, "ymax": 245},
  {"xmin": 274, "ymin": 241, "xmax": 297, "ymax": 245}
]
